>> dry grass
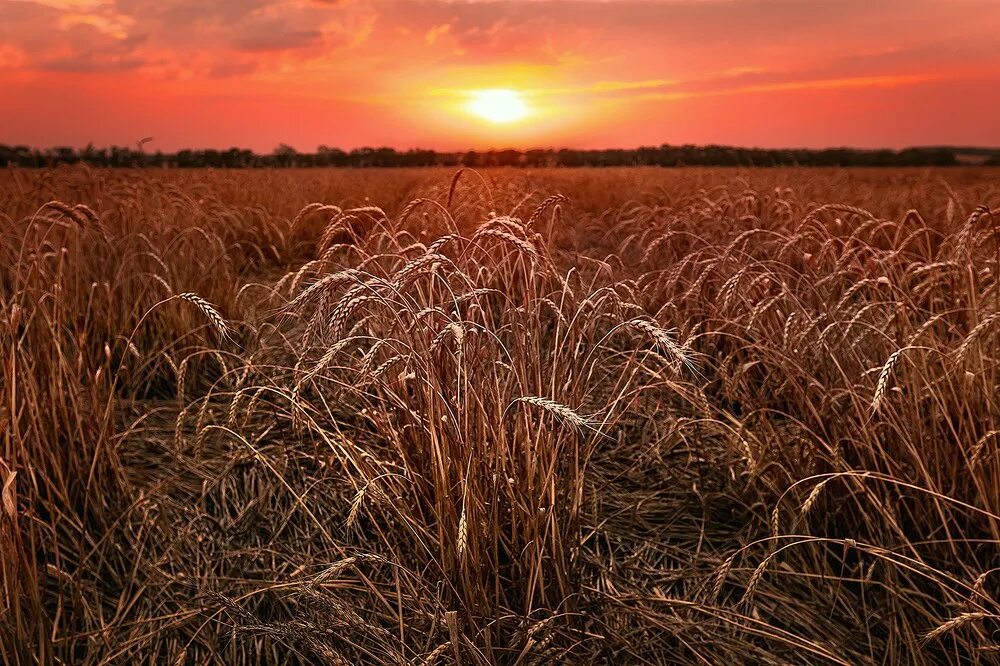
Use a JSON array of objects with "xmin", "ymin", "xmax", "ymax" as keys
[{"xmin": 1, "ymin": 166, "xmax": 999, "ymax": 664}]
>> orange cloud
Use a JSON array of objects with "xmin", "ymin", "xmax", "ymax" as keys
[{"xmin": 425, "ymin": 23, "xmax": 451, "ymax": 45}]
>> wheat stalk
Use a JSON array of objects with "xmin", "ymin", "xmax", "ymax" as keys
[
  {"xmin": 924, "ymin": 612, "xmax": 993, "ymax": 642},
  {"xmin": 472, "ymin": 229, "xmax": 538, "ymax": 257},
  {"xmin": 625, "ymin": 318, "xmax": 695, "ymax": 371},
  {"xmin": 456, "ymin": 504, "xmax": 468, "ymax": 560},
  {"xmin": 526, "ymin": 194, "xmax": 566, "ymax": 228},
  {"xmin": 512, "ymin": 396, "xmax": 592, "ymax": 431},
  {"xmin": 871, "ymin": 347, "xmax": 909, "ymax": 414},
  {"xmin": 177, "ymin": 292, "xmax": 231, "ymax": 341},
  {"xmin": 956, "ymin": 312, "xmax": 1000, "ymax": 364},
  {"xmin": 800, "ymin": 478, "xmax": 832, "ymax": 518},
  {"xmin": 418, "ymin": 642, "xmax": 452, "ymax": 666},
  {"xmin": 346, "ymin": 485, "xmax": 368, "ymax": 528}
]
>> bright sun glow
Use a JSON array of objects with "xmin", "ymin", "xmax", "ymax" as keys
[{"xmin": 466, "ymin": 89, "xmax": 529, "ymax": 124}]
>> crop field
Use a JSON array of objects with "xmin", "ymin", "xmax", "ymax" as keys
[{"xmin": 1, "ymin": 166, "xmax": 999, "ymax": 664}]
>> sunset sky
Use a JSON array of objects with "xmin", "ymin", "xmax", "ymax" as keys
[{"xmin": 1, "ymin": 0, "xmax": 999, "ymax": 151}]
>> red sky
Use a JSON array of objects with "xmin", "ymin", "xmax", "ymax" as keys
[{"xmin": 1, "ymin": 0, "xmax": 999, "ymax": 152}]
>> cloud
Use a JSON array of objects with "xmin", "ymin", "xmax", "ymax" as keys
[
  {"xmin": 4, "ymin": 0, "xmax": 997, "ymax": 83},
  {"xmin": 208, "ymin": 60, "xmax": 260, "ymax": 78},
  {"xmin": 57, "ymin": 10, "xmax": 134, "ymax": 39},
  {"xmin": 1, "ymin": 0, "xmax": 376, "ymax": 76},
  {"xmin": 633, "ymin": 72, "xmax": 950, "ymax": 104},
  {"xmin": 234, "ymin": 25, "xmax": 325, "ymax": 52},
  {"xmin": 0, "ymin": 44, "xmax": 29, "ymax": 69},
  {"xmin": 41, "ymin": 52, "xmax": 147, "ymax": 72},
  {"xmin": 425, "ymin": 23, "xmax": 451, "ymax": 45}
]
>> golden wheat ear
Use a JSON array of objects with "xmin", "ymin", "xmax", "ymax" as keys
[{"xmin": 176, "ymin": 292, "xmax": 232, "ymax": 341}]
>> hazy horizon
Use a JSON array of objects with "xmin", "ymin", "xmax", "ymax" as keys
[{"xmin": 7, "ymin": 141, "xmax": 1000, "ymax": 155}]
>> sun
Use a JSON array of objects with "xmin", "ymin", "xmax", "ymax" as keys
[{"xmin": 466, "ymin": 89, "xmax": 529, "ymax": 124}]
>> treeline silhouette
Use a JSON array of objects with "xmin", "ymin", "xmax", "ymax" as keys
[{"xmin": 2, "ymin": 142, "xmax": 994, "ymax": 168}]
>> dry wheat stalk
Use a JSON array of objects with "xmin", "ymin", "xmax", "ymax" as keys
[
  {"xmin": 227, "ymin": 388, "xmax": 247, "ymax": 426},
  {"xmin": 427, "ymin": 233, "xmax": 461, "ymax": 254},
  {"xmin": 309, "ymin": 554, "xmax": 382, "ymax": 589},
  {"xmin": 739, "ymin": 550, "xmax": 780, "ymax": 608},
  {"xmin": 956, "ymin": 312, "xmax": 1000, "ymax": 364},
  {"xmin": 172, "ymin": 402, "xmax": 190, "ymax": 455},
  {"xmin": 177, "ymin": 292, "xmax": 231, "ymax": 340},
  {"xmin": 625, "ymin": 318, "xmax": 694, "ymax": 371},
  {"xmin": 370, "ymin": 354, "xmax": 406, "ymax": 381},
  {"xmin": 537, "ymin": 298, "xmax": 568, "ymax": 326},
  {"xmin": 924, "ymin": 612, "xmax": 993, "ymax": 642},
  {"xmin": 430, "ymin": 322, "xmax": 465, "ymax": 354},
  {"xmin": 969, "ymin": 571, "xmax": 995, "ymax": 605},
  {"xmin": 359, "ymin": 339, "xmax": 386, "ymax": 376},
  {"xmin": 871, "ymin": 347, "xmax": 908, "ymax": 414},
  {"xmin": 301, "ymin": 339, "xmax": 353, "ymax": 386},
  {"xmin": 800, "ymin": 478, "xmax": 832, "ymax": 518},
  {"xmin": 329, "ymin": 284, "xmax": 377, "ymax": 338},
  {"xmin": 513, "ymin": 396, "xmax": 591, "ymax": 431},
  {"xmin": 526, "ymin": 194, "xmax": 566, "ymax": 228},
  {"xmin": 456, "ymin": 504, "xmax": 468, "ymax": 560},
  {"xmin": 969, "ymin": 430, "xmax": 1000, "ymax": 467},
  {"xmin": 390, "ymin": 252, "xmax": 449, "ymax": 288},
  {"xmin": 241, "ymin": 386, "xmax": 270, "ymax": 427},
  {"xmin": 291, "ymin": 202, "xmax": 341, "ymax": 230},
  {"xmin": 709, "ymin": 553, "xmax": 736, "ymax": 601},
  {"xmin": 286, "ymin": 270, "xmax": 365, "ymax": 311},
  {"xmin": 346, "ymin": 485, "xmax": 368, "ymax": 528},
  {"xmin": 472, "ymin": 229, "xmax": 538, "ymax": 257},
  {"xmin": 418, "ymin": 642, "xmax": 452, "ymax": 666}
]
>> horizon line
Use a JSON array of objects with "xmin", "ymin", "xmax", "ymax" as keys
[{"xmin": 4, "ymin": 142, "xmax": 1000, "ymax": 154}]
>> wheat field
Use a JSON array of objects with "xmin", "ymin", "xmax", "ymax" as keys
[{"xmin": 1, "ymin": 166, "xmax": 998, "ymax": 664}]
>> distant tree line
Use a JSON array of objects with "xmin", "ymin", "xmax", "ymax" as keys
[{"xmin": 1, "ymin": 142, "xmax": 988, "ymax": 169}]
